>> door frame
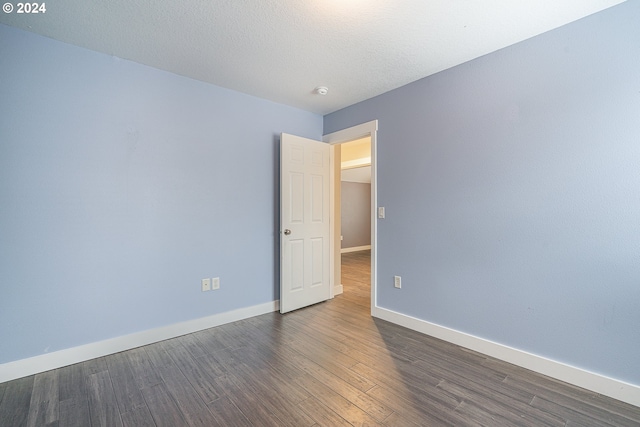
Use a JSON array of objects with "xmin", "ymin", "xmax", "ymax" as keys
[{"xmin": 324, "ymin": 120, "xmax": 378, "ymax": 314}]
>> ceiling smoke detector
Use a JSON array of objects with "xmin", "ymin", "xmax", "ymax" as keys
[{"xmin": 314, "ymin": 86, "xmax": 329, "ymax": 95}]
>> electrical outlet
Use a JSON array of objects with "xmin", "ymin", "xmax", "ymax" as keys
[
  {"xmin": 212, "ymin": 277, "xmax": 220, "ymax": 290},
  {"xmin": 202, "ymin": 278, "xmax": 211, "ymax": 292},
  {"xmin": 394, "ymin": 276, "xmax": 401, "ymax": 289}
]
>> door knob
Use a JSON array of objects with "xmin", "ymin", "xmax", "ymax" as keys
[{"xmin": 283, "ymin": 229, "xmax": 291, "ymax": 235}]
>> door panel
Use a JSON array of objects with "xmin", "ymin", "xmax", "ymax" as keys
[
  {"xmin": 311, "ymin": 238, "xmax": 323, "ymax": 286},
  {"xmin": 280, "ymin": 133, "xmax": 331, "ymax": 313},
  {"xmin": 311, "ymin": 175, "xmax": 324, "ymax": 221},
  {"xmin": 290, "ymin": 173, "xmax": 304, "ymax": 222},
  {"xmin": 290, "ymin": 239, "xmax": 304, "ymax": 292}
]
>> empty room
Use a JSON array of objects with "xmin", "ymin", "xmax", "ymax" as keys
[{"xmin": 1, "ymin": 1, "xmax": 639, "ymax": 425}]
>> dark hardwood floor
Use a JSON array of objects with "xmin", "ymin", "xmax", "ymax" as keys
[{"xmin": 1, "ymin": 250, "xmax": 639, "ymax": 426}]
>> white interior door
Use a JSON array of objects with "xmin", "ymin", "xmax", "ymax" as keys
[{"xmin": 280, "ymin": 133, "xmax": 331, "ymax": 314}]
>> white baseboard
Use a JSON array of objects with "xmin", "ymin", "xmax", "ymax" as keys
[
  {"xmin": 372, "ymin": 306, "xmax": 640, "ymax": 408},
  {"xmin": 333, "ymin": 284, "xmax": 344, "ymax": 296},
  {"xmin": 341, "ymin": 245, "xmax": 371, "ymax": 254},
  {"xmin": 0, "ymin": 300, "xmax": 279, "ymax": 383}
]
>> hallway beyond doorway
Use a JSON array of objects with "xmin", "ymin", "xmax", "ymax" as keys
[{"xmin": 341, "ymin": 250, "xmax": 370, "ymax": 308}]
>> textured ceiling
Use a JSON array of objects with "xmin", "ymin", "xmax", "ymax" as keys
[{"xmin": 0, "ymin": 0, "xmax": 626, "ymax": 114}]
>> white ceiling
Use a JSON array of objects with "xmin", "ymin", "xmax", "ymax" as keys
[{"xmin": 0, "ymin": 0, "xmax": 625, "ymax": 115}]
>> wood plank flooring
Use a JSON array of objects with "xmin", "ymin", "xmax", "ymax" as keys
[{"xmin": 1, "ymin": 250, "xmax": 639, "ymax": 426}]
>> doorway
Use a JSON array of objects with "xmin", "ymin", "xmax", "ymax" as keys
[{"xmin": 324, "ymin": 120, "xmax": 378, "ymax": 314}]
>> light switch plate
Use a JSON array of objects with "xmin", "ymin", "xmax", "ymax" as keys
[
  {"xmin": 394, "ymin": 276, "xmax": 401, "ymax": 289},
  {"xmin": 378, "ymin": 207, "xmax": 385, "ymax": 219},
  {"xmin": 202, "ymin": 278, "xmax": 211, "ymax": 292}
]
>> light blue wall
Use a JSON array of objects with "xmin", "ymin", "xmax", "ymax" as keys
[
  {"xmin": 325, "ymin": 2, "xmax": 640, "ymax": 384},
  {"xmin": 0, "ymin": 24, "xmax": 322, "ymax": 364}
]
